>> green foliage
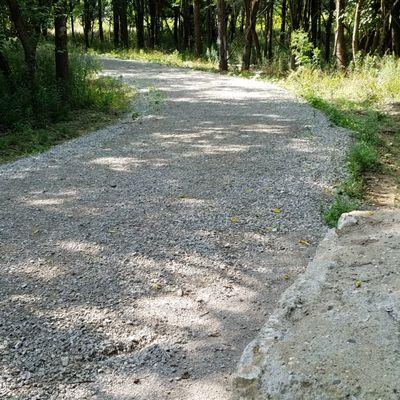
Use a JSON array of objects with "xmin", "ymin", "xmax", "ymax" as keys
[
  {"xmin": 0, "ymin": 43, "xmax": 131, "ymax": 163},
  {"xmin": 0, "ymin": 43, "xmax": 130, "ymax": 132},
  {"xmin": 290, "ymin": 30, "xmax": 320, "ymax": 68},
  {"xmin": 348, "ymin": 141, "xmax": 378, "ymax": 176},
  {"xmin": 324, "ymin": 196, "xmax": 359, "ymax": 228}
]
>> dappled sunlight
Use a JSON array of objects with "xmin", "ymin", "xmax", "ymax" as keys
[
  {"xmin": 57, "ymin": 240, "xmax": 103, "ymax": 255},
  {"xmin": 89, "ymin": 156, "xmax": 146, "ymax": 171},
  {"xmin": 27, "ymin": 198, "xmax": 65, "ymax": 206},
  {"xmin": 0, "ymin": 58, "xmax": 349, "ymax": 399}
]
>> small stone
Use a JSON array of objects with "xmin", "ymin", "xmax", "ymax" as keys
[{"xmin": 61, "ymin": 357, "xmax": 69, "ymax": 367}]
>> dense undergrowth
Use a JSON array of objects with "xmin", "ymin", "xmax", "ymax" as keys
[{"xmin": 0, "ymin": 43, "xmax": 131, "ymax": 163}]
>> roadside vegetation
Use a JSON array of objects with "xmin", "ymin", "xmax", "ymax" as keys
[{"xmin": 1, "ymin": 0, "xmax": 399, "ymax": 225}]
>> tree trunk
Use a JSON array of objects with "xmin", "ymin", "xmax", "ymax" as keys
[
  {"xmin": 55, "ymin": 0, "xmax": 69, "ymax": 100},
  {"xmin": 113, "ymin": 0, "xmax": 120, "ymax": 47},
  {"xmin": 280, "ymin": 0, "xmax": 287, "ymax": 45},
  {"xmin": 217, "ymin": 0, "xmax": 228, "ymax": 71},
  {"xmin": 6, "ymin": 0, "xmax": 38, "ymax": 107},
  {"xmin": 69, "ymin": 0, "xmax": 75, "ymax": 41},
  {"xmin": 352, "ymin": 0, "xmax": 363, "ymax": 62},
  {"xmin": 98, "ymin": 0, "xmax": 104, "ymax": 42},
  {"xmin": 136, "ymin": 0, "xmax": 145, "ymax": 49},
  {"xmin": 310, "ymin": 0, "xmax": 319, "ymax": 46},
  {"xmin": 229, "ymin": 7, "xmax": 236, "ymax": 40},
  {"xmin": 120, "ymin": 0, "xmax": 129, "ymax": 48},
  {"xmin": 83, "ymin": 0, "xmax": 91, "ymax": 49},
  {"xmin": 173, "ymin": 5, "xmax": 179, "ymax": 48},
  {"xmin": 334, "ymin": 0, "xmax": 346, "ymax": 69},
  {"xmin": 267, "ymin": 0, "xmax": 274, "ymax": 59},
  {"xmin": 242, "ymin": 0, "xmax": 259, "ymax": 70},
  {"xmin": 325, "ymin": 0, "xmax": 335, "ymax": 62},
  {"xmin": 391, "ymin": 0, "xmax": 400, "ymax": 56},
  {"xmin": 149, "ymin": 0, "xmax": 157, "ymax": 48},
  {"xmin": 206, "ymin": 0, "xmax": 213, "ymax": 47},
  {"xmin": 181, "ymin": 0, "xmax": 191, "ymax": 50},
  {"xmin": 194, "ymin": 0, "xmax": 202, "ymax": 57}
]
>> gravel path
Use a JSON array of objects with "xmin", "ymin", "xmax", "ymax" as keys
[{"xmin": 0, "ymin": 58, "xmax": 350, "ymax": 400}]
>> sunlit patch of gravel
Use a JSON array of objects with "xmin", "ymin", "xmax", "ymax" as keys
[{"xmin": 0, "ymin": 59, "xmax": 350, "ymax": 400}]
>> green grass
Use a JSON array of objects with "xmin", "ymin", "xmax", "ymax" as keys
[
  {"xmin": 323, "ymin": 195, "xmax": 359, "ymax": 228},
  {"xmin": 284, "ymin": 58, "xmax": 400, "ymax": 226}
]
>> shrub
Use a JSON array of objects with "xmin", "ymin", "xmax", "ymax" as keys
[
  {"xmin": 348, "ymin": 141, "xmax": 378, "ymax": 176},
  {"xmin": 324, "ymin": 196, "xmax": 359, "ymax": 228}
]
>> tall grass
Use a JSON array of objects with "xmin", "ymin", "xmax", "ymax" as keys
[{"xmin": 284, "ymin": 56, "xmax": 400, "ymax": 225}]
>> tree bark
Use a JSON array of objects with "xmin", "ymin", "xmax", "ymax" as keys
[
  {"xmin": 325, "ymin": 0, "xmax": 335, "ymax": 62},
  {"xmin": 194, "ymin": 0, "xmax": 202, "ymax": 57},
  {"xmin": 54, "ymin": 0, "xmax": 69, "ymax": 100},
  {"xmin": 391, "ymin": 0, "xmax": 400, "ymax": 56},
  {"xmin": 217, "ymin": 0, "xmax": 228, "ymax": 71},
  {"xmin": 83, "ymin": 0, "xmax": 91, "ymax": 49},
  {"xmin": 136, "ymin": 0, "xmax": 145, "ymax": 49},
  {"xmin": 267, "ymin": 0, "xmax": 274, "ymax": 59},
  {"xmin": 173, "ymin": 5, "xmax": 179, "ymax": 48},
  {"xmin": 149, "ymin": 0, "xmax": 157, "ymax": 48},
  {"xmin": 120, "ymin": 0, "xmax": 129, "ymax": 48},
  {"xmin": 242, "ymin": 0, "xmax": 259, "ymax": 70},
  {"xmin": 334, "ymin": 0, "xmax": 346, "ymax": 69},
  {"xmin": 352, "ymin": 0, "xmax": 363, "ymax": 62},
  {"xmin": 310, "ymin": 0, "xmax": 319, "ymax": 46},
  {"xmin": 6, "ymin": 0, "xmax": 38, "ymax": 105}
]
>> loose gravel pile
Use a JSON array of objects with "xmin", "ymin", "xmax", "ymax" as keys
[{"xmin": 0, "ymin": 59, "xmax": 350, "ymax": 399}]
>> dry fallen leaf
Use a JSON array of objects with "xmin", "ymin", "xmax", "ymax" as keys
[{"xmin": 299, "ymin": 239, "xmax": 310, "ymax": 246}]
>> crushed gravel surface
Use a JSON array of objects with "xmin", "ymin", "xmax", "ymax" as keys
[{"xmin": 0, "ymin": 58, "xmax": 350, "ymax": 399}]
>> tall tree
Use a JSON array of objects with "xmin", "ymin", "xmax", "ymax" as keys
[
  {"xmin": 83, "ymin": 0, "xmax": 92, "ymax": 49},
  {"xmin": 135, "ymin": 0, "xmax": 145, "ymax": 49},
  {"xmin": 325, "ymin": 0, "xmax": 335, "ymax": 62},
  {"xmin": 54, "ymin": 0, "xmax": 69, "ymax": 99},
  {"xmin": 5, "ymin": 0, "xmax": 39, "ymax": 103},
  {"xmin": 217, "ymin": 0, "xmax": 228, "ymax": 71},
  {"xmin": 194, "ymin": 0, "xmax": 202, "ymax": 57},
  {"xmin": 352, "ymin": 0, "xmax": 363, "ymax": 62},
  {"xmin": 242, "ymin": 0, "xmax": 259, "ymax": 70},
  {"xmin": 334, "ymin": 0, "xmax": 346, "ymax": 69}
]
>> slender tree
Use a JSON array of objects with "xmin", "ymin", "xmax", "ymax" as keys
[
  {"xmin": 242, "ymin": 0, "xmax": 259, "ymax": 70},
  {"xmin": 334, "ymin": 0, "xmax": 346, "ymax": 69},
  {"xmin": 352, "ymin": 0, "xmax": 363, "ymax": 62},
  {"xmin": 6, "ymin": 0, "xmax": 39, "ymax": 104},
  {"xmin": 54, "ymin": 0, "xmax": 69, "ymax": 99},
  {"xmin": 194, "ymin": 0, "xmax": 202, "ymax": 57},
  {"xmin": 217, "ymin": 0, "xmax": 228, "ymax": 71}
]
